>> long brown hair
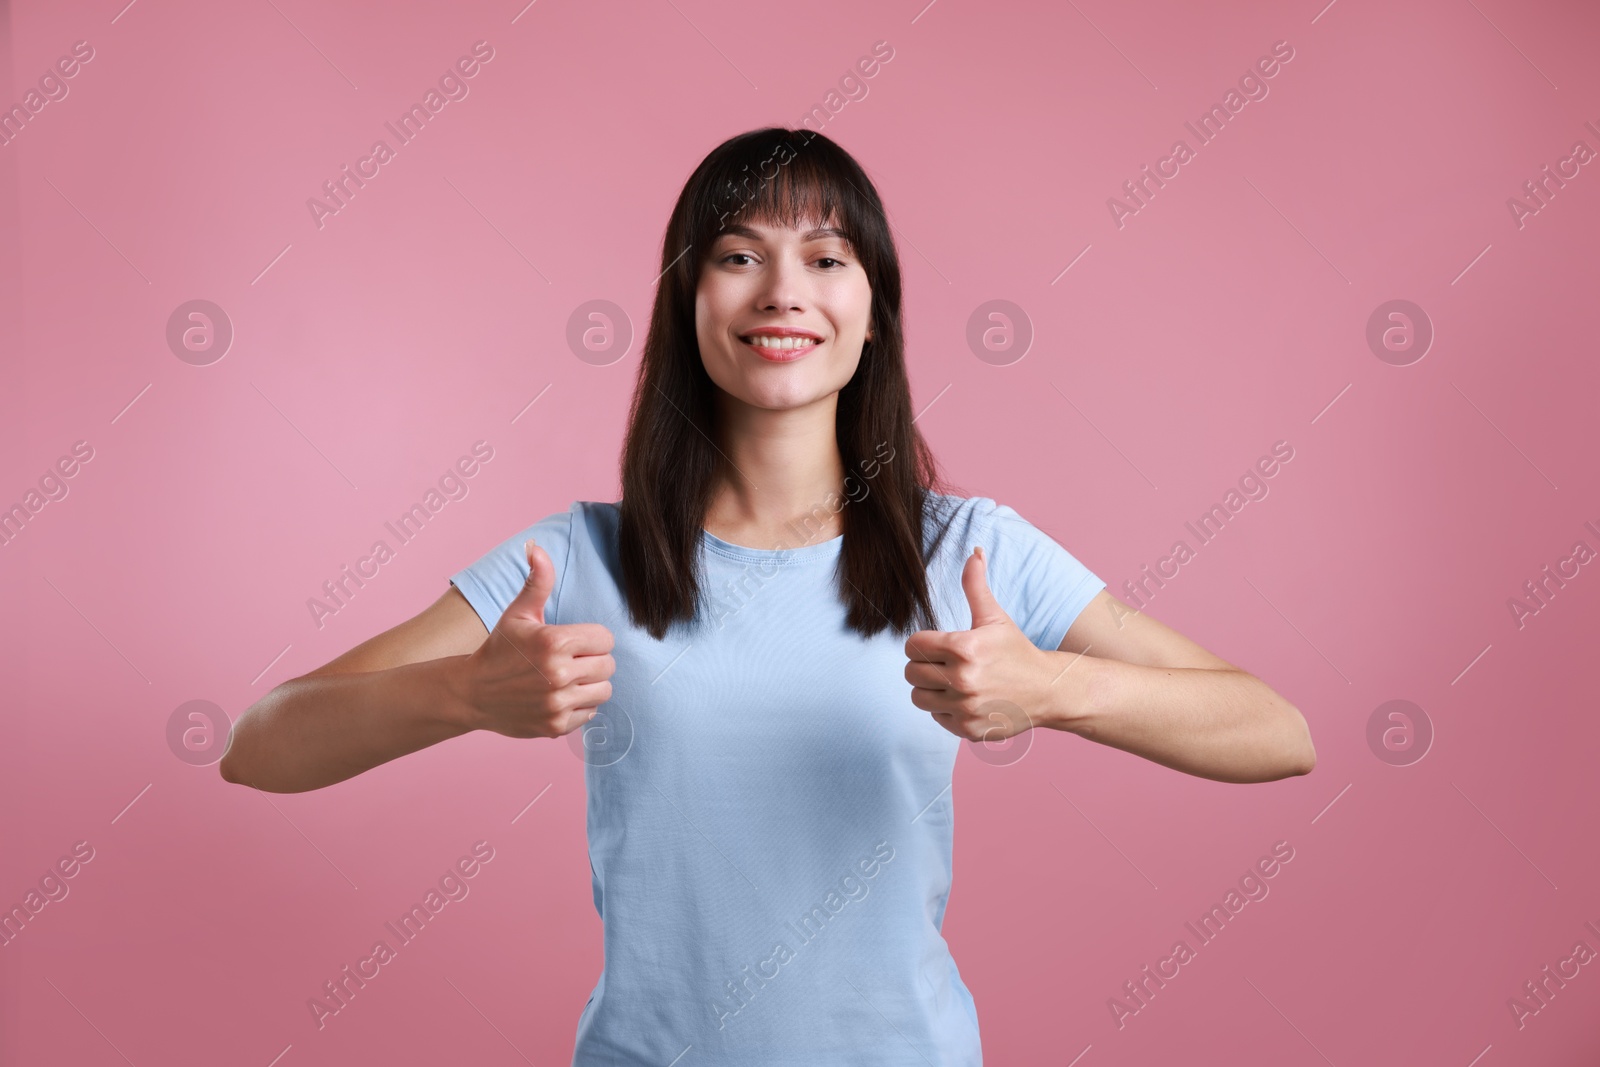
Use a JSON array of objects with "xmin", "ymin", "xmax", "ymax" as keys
[{"xmin": 618, "ymin": 127, "xmax": 958, "ymax": 640}]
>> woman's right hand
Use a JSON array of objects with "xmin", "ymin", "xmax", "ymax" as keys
[{"xmin": 459, "ymin": 540, "xmax": 615, "ymax": 739}]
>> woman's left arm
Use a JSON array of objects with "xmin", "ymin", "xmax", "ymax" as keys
[
  {"xmin": 904, "ymin": 549, "xmax": 1316, "ymax": 785},
  {"xmin": 1042, "ymin": 587, "xmax": 1316, "ymax": 783}
]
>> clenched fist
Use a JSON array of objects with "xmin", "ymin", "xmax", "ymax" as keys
[{"xmin": 461, "ymin": 540, "xmax": 615, "ymax": 739}]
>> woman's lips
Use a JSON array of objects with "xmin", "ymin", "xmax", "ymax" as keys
[{"xmin": 741, "ymin": 338, "xmax": 819, "ymax": 362}]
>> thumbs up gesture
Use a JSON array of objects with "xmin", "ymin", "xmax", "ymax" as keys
[
  {"xmin": 461, "ymin": 540, "xmax": 616, "ymax": 740},
  {"xmin": 904, "ymin": 547, "xmax": 1051, "ymax": 742}
]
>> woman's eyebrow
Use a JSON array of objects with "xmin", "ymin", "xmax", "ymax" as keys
[{"xmin": 716, "ymin": 224, "xmax": 851, "ymax": 243}]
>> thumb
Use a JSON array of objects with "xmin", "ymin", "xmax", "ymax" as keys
[
  {"xmin": 505, "ymin": 540, "xmax": 556, "ymax": 625},
  {"xmin": 962, "ymin": 546, "xmax": 1010, "ymax": 629}
]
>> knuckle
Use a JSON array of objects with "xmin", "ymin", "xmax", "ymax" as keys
[{"xmin": 547, "ymin": 626, "xmax": 575, "ymax": 654}]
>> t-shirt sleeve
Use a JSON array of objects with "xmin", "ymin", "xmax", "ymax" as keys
[
  {"xmin": 449, "ymin": 504, "xmax": 576, "ymax": 632},
  {"xmin": 980, "ymin": 498, "xmax": 1105, "ymax": 651}
]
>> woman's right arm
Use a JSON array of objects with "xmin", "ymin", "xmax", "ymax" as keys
[{"xmin": 219, "ymin": 542, "xmax": 614, "ymax": 794}]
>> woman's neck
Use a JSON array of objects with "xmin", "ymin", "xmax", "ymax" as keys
[{"xmin": 704, "ymin": 392, "xmax": 847, "ymax": 550}]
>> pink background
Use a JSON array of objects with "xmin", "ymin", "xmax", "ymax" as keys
[{"xmin": 4, "ymin": 0, "xmax": 1599, "ymax": 1063}]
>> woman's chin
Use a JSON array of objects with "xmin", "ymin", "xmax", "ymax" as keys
[
  {"xmin": 738, "ymin": 387, "xmax": 835, "ymax": 413},
  {"xmin": 709, "ymin": 364, "xmax": 854, "ymax": 414}
]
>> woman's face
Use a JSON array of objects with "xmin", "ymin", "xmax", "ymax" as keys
[{"xmin": 695, "ymin": 215, "xmax": 873, "ymax": 415}]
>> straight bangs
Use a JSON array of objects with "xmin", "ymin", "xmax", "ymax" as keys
[{"xmin": 672, "ymin": 130, "xmax": 881, "ymax": 306}]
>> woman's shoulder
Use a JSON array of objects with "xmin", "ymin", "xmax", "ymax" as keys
[
  {"xmin": 922, "ymin": 489, "xmax": 1003, "ymax": 528},
  {"xmin": 919, "ymin": 489, "xmax": 1008, "ymax": 561},
  {"xmin": 508, "ymin": 501, "xmax": 620, "ymax": 552},
  {"xmin": 559, "ymin": 500, "xmax": 622, "ymax": 523},
  {"xmin": 566, "ymin": 501, "xmax": 625, "ymax": 553}
]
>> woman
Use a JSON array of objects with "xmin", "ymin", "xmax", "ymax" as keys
[{"xmin": 221, "ymin": 127, "xmax": 1315, "ymax": 1064}]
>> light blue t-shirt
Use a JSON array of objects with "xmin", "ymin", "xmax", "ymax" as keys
[{"xmin": 449, "ymin": 492, "xmax": 1104, "ymax": 1066}]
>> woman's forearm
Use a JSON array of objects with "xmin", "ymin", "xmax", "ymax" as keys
[
  {"xmin": 219, "ymin": 656, "xmax": 476, "ymax": 794},
  {"xmin": 1041, "ymin": 654, "xmax": 1315, "ymax": 784}
]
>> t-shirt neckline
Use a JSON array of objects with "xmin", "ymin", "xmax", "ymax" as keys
[{"xmin": 699, "ymin": 527, "xmax": 844, "ymax": 563}]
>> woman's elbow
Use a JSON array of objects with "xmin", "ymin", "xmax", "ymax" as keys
[
  {"xmin": 216, "ymin": 706, "xmax": 272, "ymax": 790},
  {"xmin": 217, "ymin": 729, "xmax": 251, "ymax": 787},
  {"xmin": 1281, "ymin": 708, "xmax": 1316, "ymax": 778}
]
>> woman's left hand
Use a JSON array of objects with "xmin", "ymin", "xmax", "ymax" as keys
[{"xmin": 904, "ymin": 546, "xmax": 1061, "ymax": 742}]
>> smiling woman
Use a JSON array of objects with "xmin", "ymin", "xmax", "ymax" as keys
[
  {"xmin": 705, "ymin": 218, "xmax": 867, "ymax": 373},
  {"xmin": 692, "ymin": 216, "xmax": 875, "ymax": 453},
  {"xmin": 222, "ymin": 125, "xmax": 1313, "ymax": 1067}
]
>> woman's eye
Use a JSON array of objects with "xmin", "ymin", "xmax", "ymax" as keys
[{"xmin": 719, "ymin": 252, "xmax": 847, "ymax": 268}]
